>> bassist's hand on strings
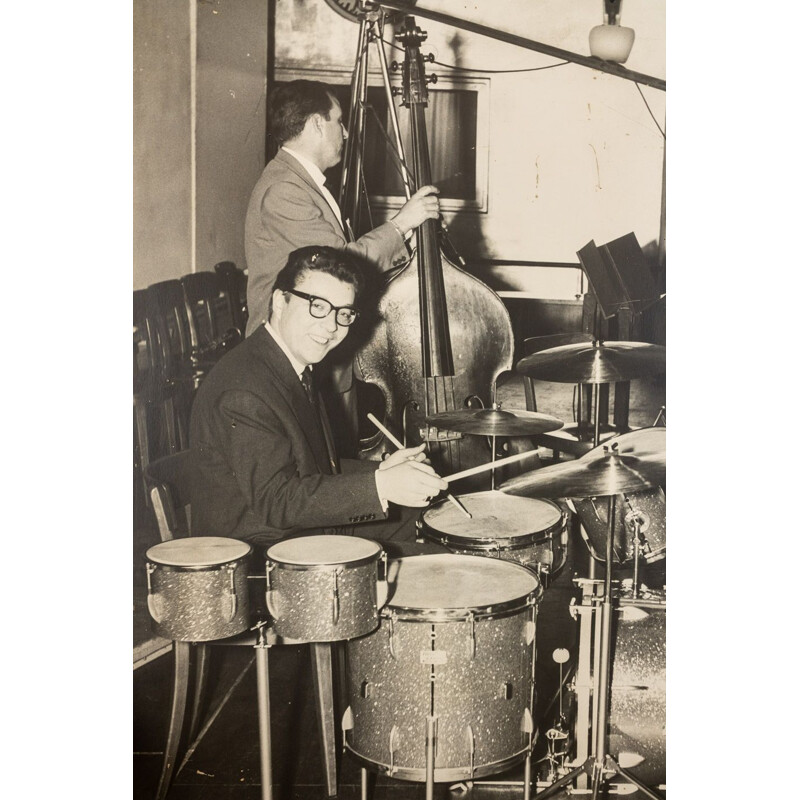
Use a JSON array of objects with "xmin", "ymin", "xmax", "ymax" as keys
[{"xmin": 391, "ymin": 185, "xmax": 440, "ymax": 235}]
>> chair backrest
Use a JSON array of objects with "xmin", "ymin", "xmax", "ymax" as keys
[
  {"xmin": 214, "ymin": 261, "xmax": 248, "ymax": 336},
  {"xmin": 144, "ymin": 450, "xmax": 195, "ymax": 542},
  {"xmin": 180, "ymin": 271, "xmax": 243, "ymax": 379},
  {"xmin": 521, "ymin": 332, "xmax": 594, "ymax": 411},
  {"xmin": 133, "ymin": 289, "xmax": 156, "ymax": 399},
  {"xmin": 145, "ymin": 280, "xmax": 194, "ymax": 390}
]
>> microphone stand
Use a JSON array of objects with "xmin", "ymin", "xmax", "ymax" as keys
[{"xmin": 533, "ymin": 493, "xmax": 664, "ymax": 800}]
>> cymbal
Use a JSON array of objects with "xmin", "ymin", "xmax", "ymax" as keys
[
  {"xmin": 499, "ymin": 449, "xmax": 665, "ymax": 498},
  {"xmin": 516, "ymin": 340, "xmax": 666, "ymax": 384},
  {"xmin": 425, "ymin": 407, "xmax": 564, "ymax": 436},
  {"xmin": 584, "ymin": 426, "xmax": 665, "ymax": 462}
]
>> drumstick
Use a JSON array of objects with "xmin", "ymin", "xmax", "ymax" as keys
[
  {"xmin": 367, "ymin": 413, "xmax": 472, "ymax": 518},
  {"xmin": 443, "ymin": 449, "xmax": 539, "ymax": 484}
]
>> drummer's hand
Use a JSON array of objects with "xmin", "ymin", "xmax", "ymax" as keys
[
  {"xmin": 375, "ymin": 459, "xmax": 448, "ymax": 508},
  {"xmin": 379, "ymin": 443, "xmax": 430, "ymax": 469}
]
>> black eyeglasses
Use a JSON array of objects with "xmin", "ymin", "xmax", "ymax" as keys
[{"xmin": 284, "ymin": 288, "xmax": 359, "ymax": 327}]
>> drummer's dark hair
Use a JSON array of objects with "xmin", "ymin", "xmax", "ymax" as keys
[{"xmin": 270, "ymin": 246, "xmax": 365, "ymax": 312}]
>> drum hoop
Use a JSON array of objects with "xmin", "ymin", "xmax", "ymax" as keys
[
  {"xmin": 266, "ymin": 552, "xmax": 380, "ymax": 571},
  {"xmin": 427, "ymin": 518, "xmax": 564, "ymax": 551},
  {"xmin": 381, "ymin": 591, "xmax": 540, "ymax": 622},
  {"xmin": 146, "ymin": 554, "xmax": 249, "ymax": 571}
]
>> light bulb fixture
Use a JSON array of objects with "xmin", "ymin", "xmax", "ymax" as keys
[{"xmin": 589, "ymin": 0, "xmax": 635, "ymax": 63}]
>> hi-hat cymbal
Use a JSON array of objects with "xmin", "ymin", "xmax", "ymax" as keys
[
  {"xmin": 516, "ymin": 340, "xmax": 666, "ymax": 384},
  {"xmin": 499, "ymin": 448, "xmax": 665, "ymax": 498},
  {"xmin": 425, "ymin": 406, "xmax": 564, "ymax": 436}
]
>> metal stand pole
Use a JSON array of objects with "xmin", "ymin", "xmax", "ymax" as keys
[
  {"xmin": 255, "ymin": 626, "xmax": 273, "ymax": 800},
  {"xmin": 533, "ymin": 495, "xmax": 664, "ymax": 800},
  {"xmin": 425, "ymin": 715, "xmax": 437, "ymax": 800}
]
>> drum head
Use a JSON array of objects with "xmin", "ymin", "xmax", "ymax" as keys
[
  {"xmin": 146, "ymin": 536, "xmax": 251, "ymax": 567},
  {"xmin": 386, "ymin": 554, "xmax": 540, "ymax": 615},
  {"xmin": 267, "ymin": 535, "xmax": 381, "ymax": 566},
  {"xmin": 424, "ymin": 491, "xmax": 561, "ymax": 543}
]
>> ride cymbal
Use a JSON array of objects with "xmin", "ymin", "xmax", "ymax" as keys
[
  {"xmin": 499, "ymin": 448, "xmax": 664, "ymax": 498},
  {"xmin": 516, "ymin": 340, "xmax": 666, "ymax": 384},
  {"xmin": 425, "ymin": 406, "xmax": 564, "ymax": 436}
]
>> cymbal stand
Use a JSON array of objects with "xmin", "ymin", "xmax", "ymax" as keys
[
  {"xmin": 340, "ymin": 5, "xmax": 413, "ymax": 237},
  {"xmin": 533, "ymin": 494, "xmax": 663, "ymax": 800}
]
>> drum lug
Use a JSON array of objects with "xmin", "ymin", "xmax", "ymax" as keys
[
  {"xmin": 224, "ymin": 564, "xmax": 238, "ymax": 622},
  {"xmin": 467, "ymin": 611, "xmax": 476, "ymax": 660},
  {"xmin": 332, "ymin": 568, "xmax": 342, "ymax": 625},
  {"xmin": 377, "ymin": 552, "xmax": 389, "ymax": 609},
  {"xmin": 145, "ymin": 562, "xmax": 164, "ymax": 623},
  {"xmin": 389, "ymin": 725, "xmax": 400, "ymax": 775},
  {"xmin": 341, "ymin": 705, "xmax": 354, "ymax": 732},
  {"xmin": 389, "ymin": 612, "xmax": 398, "ymax": 659},
  {"xmin": 525, "ymin": 620, "xmax": 536, "ymax": 646},
  {"xmin": 465, "ymin": 724, "xmax": 475, "ymax": 777}
]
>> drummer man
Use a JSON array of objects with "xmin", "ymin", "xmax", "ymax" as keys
[{"xmin": 188, "ymin": 245, "xmax": 448, "ymax": 548}]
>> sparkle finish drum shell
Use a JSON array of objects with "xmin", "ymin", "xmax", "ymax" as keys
[
  {"xmin": 420, "ymin": 491, "xmax": 569, "ymax": 580},
  {"xmin": 265, "ymin": 535, "xmax": 385, "ymax": 643},
  {"xmin": 344, "ymin": 554, "xmax": 542, "ymax": 782},
  {"xmin": 145, "ymin": 537, "xmax": 252, "ymax": 642}
]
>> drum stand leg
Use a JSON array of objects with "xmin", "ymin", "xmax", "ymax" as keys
[
  {"xmin": 155, "ymin": 640, "xmax": 191, "ymax": 800},
  {"xmin": 426, "ymin": 715, "xmax": 437, "ymax": 800},
  {"xmin": 311, "ymin": 642, "xmax": 338, "ymax": 797},
  {"xmin": 534, "ymin": 497, "xmax": 664, "ymax": 800},
  {"xmin": 255, "ymin": 626, "xmax": 273, "ymax": 800}
]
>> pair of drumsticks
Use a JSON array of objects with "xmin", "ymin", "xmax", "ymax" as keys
[{"xmin": 366, "ymin": 414, "xmax": 538, "ymax": 519}]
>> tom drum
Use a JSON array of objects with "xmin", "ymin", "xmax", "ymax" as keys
[
  {"xmin": 145, "ymin": 537, "xmax": 252, "ymax": 641},
  {"xmin": 265, "ymin": 535, "xmax": 387, "ymax": 643}
]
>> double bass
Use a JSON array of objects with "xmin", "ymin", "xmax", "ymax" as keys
[{"xmin": 356, "ymin": 16, "xmax": 515, "ymax": 483}]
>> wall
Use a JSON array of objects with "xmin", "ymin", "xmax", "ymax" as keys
[
  {"xmin": 196, "ymin": 0, "xmax": 270, "ymax": 273},
  {"xmin": 274, "ymin": 0, "xmax": 666, "ymax": 296},
  {"xmin": 133, "ymin": 0, "xmax": 193, "ymax": 289},
  {"xmin": 133, "ymin": 0, "xmax": 270, "ymax": 289}
]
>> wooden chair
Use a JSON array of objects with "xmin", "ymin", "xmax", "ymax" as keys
[
  {"xmin": 143, "ymin": 452, "xmax": 340, "ymax": 799},
  {"xmin": 144, "ymin": 281, "xmax": 193, "ymax": 450},
  {"xmin": 180, "ymin": 271, "xmax": 243, "ymax": 387},
  {"xmin": 214, "ymin": 261, "xmax": 249, "ymax": 338}
]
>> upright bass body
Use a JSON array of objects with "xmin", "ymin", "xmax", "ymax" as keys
[
  {"xmin": 355, "ymin": 16, "xmax": 514, "ymax": 481},
  {"xmin": 356, "ymin": 250, "xmax": 514, "ymax": 476}
]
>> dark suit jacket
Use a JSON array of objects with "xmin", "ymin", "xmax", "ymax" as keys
[
  {"xmin": 244, "ymin": 148, "xmax": 407, "ymax": 336},
  {"xmin": 188, "ymin": 326, "xmax": 385, "ymax": 546}
]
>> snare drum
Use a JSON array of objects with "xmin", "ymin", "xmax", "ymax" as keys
[
  {"xmin": 265, "ymin": 535, "xmax": 386, "ymax": 643},
  {"xmin": 145, "ymin": 537, "xmax": 252, "ymax": 641},
  {"xmin": 420, "ymin": 491, "xmax": 568, "ymax": 580},
  {"xmin": 344, "ymin": 554, "xmax": 542, "ymax": 782}
]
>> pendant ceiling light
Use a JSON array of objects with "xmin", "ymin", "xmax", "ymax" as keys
[{"xmin": 589, "ymin": 0, "xmax": 635, "ymax": 63}]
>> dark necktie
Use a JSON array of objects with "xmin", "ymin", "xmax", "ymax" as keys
[
  {"xmin": 301, "ymin": 366, "xmax": 340, "ymax": 476},
  {"xmin": 300, "ymin": 366, "xmax": 314, "ymax": 403}
]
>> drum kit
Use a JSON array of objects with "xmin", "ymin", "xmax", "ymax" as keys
[{"xmin": 143, "ymin": 338, "xmax": 667, "ymax": 800}]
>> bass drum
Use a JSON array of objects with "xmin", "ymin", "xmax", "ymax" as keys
[
  {"xmin": 571, "ymin": 591, "xmax": 666, "ymax": 791},
  {"xmin": 343, "ymin": 554, "xmax": 542, "ymax": 782},
  {"xmin": 419, "ymin": 491, "xmax": 569, "ymax": 583}
]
